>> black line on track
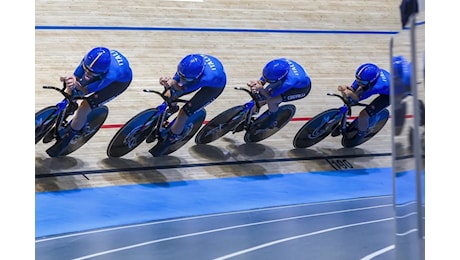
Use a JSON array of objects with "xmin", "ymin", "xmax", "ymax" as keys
[{"xmin": 36, "ymin": 152, "xmax": 391, "ymax": 178}]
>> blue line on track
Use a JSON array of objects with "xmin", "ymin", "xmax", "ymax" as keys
[{"xmin": 35, "ymin": 25, "xmax": 400, "ymax": 35}]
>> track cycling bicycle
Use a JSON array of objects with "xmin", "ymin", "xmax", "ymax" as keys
[
  {"xmin": 35, "ymin": 84, "xmax": 109, "ymax": 157},
  {"xmin": 194, "ymin": 86, "xmax": 296, "ymax": 144},
  {"xmin": 107, "ymin": 88, "xmax": 206, "ymax": 158},
  {"xmin": 293, "ymin": 92, "xmax": 389, "ymax": 148}
]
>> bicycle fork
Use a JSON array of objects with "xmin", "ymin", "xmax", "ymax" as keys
[
  {"xmin": 53, "ymin": 100, "xmax": 72, "ymax": 140},
  {"xmin": 232, "ymin": 101, "xmax": 257, "ymax": 133},
  {"xmin": 338, "ymin": 105, "xmax": 349, "ymax": 134},
  {"xmin": 152, "ymin": 104, "xmax": 172, "ymax": 140}
]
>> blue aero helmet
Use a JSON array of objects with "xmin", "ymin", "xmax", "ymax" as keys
[
  {"xmin": 83, "ymin": 47, "xmax": 111, "ymax": 75},
  {"xmin": 355, "ymin": 63, "xmax": 381, "ymax": 89},
  {"xmin": 263, "ymin": 59, "xmax": 289, "ymax": 83},
  {"xmin": 177, "ymin": 54, "xmax": 205, "ymax": 82}
]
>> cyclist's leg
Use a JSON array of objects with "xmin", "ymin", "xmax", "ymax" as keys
[
  {"xmin": 393, "ymin": 94, "xmax": 407, "ymax": 135},
  {"xmin": 264, "ymin": 83, "xmax": 283, "ymax": 113},
  {"xmin": 355, "ymin": 94, "xmax": 390, "ymax": 140},
  {"xmin": 259, "ymin": 84, "xmax": 311, "ymax": 129},
  {"xmin": 70, "ymin": 101, "xmax": 92, "ymax": 132},
  {"xmin": 253, "ymin": 98, "xmax": 266, "ymax": 115},
  {"xmin": 168, "ymin": 86, "xmax": 224, "ymax": 141},
  {"xmin": 257, "ymin": 95, "xmax": 282, "ymax": 129},
  {"xmin": 66, "ymin": 80, "xmax": 131, "ymax": 141}
]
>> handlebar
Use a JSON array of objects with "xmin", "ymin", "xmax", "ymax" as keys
[
  {"xmin": 234, "ymin": 86, "xmax": 252, "ymax": 95},
  {"xmin": 234, "ymin": 86, "xmax": 262, "ymax": 110},
  {"xmin": 42, "ymin": 84, "xmax": 85, "ymax": 101},
  {"xmin": 327, "ymin": 92, "xmax": 368, "ymax": 107},
  {"xmin": 143, "ymin": 88, "xmax": 189, "ymax": 104},
  {"xmin": 326, "ymin": 92, "xmax": 368, "ymax": 116}
]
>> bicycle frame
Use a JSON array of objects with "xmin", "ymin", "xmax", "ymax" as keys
[
  {"xmin": 148, "ymin": 100, "xmax": 169, "ymax": 140},
  {"xmin": 195, "ymin": 86, "xmax": 296, "ymax": 145},
  {"xmin": 231, "ymin": 87, "xmax": 262, "ymax": 131},
  {"xmin": 54, "ymin": 99, "xmax": 71, "ymax": 132},
  {"xmin": 142, "ymin": 89, "xmax": 187, "ymax": 140},
  {"xmin": 326, "ymin": 92, "xmax": 366, "ymax": 136},
  {"xmin": 36, "ymin": 85, "xmax": 81, "ymax": 141},
  {"xmin": 293, "ymin": 91, "xmax": 388, "ymax": 149},
  {"xmin": 35, "ymin": 99, "xmax": 67, "ymax": 134}
]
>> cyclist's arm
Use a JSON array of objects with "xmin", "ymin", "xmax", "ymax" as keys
[
  {"xmin": 60, "ymin": 62, "xmax": 86, "ymax": 95},
  {"xmin": 338, "ymin": 85, "xmax": 359, "ymax": 102},
  {"xmin": 159, "ymin": 75, "xmax": 182, "ymax": 98},
  {"xmin": 247, "ymin": 78, "xmax": 268, "ymax": 97},
  {"xmin": 60, "ymin": 75, "xmax": 85, "ymax": 96}
]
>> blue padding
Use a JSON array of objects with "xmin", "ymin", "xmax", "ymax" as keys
[{"xmin": 36, "ymin": 167, "xmax": 392, "ymax": 238}]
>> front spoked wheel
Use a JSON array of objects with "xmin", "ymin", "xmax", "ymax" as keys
[
  {"xmin": 342, "ymin": 108, "xmax": 390, "ymax": 148},
  {"xmin": 150, "ymin": 109, "xmax": 206, "ymax": 157},
  {"xmin": 46, "ymin": 106, "xmax": 109, "ymax": 157},
  {"xmin": 292, "ymin": 109, "xmax": 341, "ymax": 148},
  {"xmin": 244, "ymin": 104, "xmax": 296, "ymax": 143},
  {"xmin": 35, "ymin": 106, "xmax": 58, "ymax": 144},
  {"xmin": 107, "ymin": 108, "xmax": 159, "ymax": 158},
  {"xmin": 194, "ymin": 106, "xmax": 246, "ymax": 144}
]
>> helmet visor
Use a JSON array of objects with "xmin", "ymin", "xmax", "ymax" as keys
[
  {"xmin": 356, "ymin": 79, "xmax": 371, "ymax": 89},
  {"xmin": 178, "ymin": 71, "xmax": 196, "ymax": 82},
  {"xmin": 356, "ymin": 79, "xmax": 369, "ymax": 86},
  {"xmin": 83, "ymin": 63, "xmax": 102, "ymax": 77},
  {"xmin": 263, "ymin": 76, "xmax": 279, "ymax": 84}
]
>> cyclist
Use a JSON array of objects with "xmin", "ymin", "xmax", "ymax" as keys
[
  {"xmin": 157, "ymin": 53, "xmax": 227, "ymax": 144},
  {"xmin": 337, "ymin": 62, "xmax": 390, "ymax": 142},
  {"xmin": 392, "ymin": 55, "xmax": 425, "ymax": 134},
  {"xmin": 49, "ymin": 46, "xmax": 133, "ymax": 146},
  {"xmin": 247, "ymin": 58, "xmax": 312, "ymax": 129},
  {"xmin": 393, "ymin": 55, "xmax": 412, "ymax": 97},
  {"xmin": 392, "ymin": 55, "xmax": 412, "ymax": 135}
]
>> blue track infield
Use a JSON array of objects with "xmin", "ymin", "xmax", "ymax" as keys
[{"xmin": 36, "ymin": 167, "xmax": 405, "ymax": 238}]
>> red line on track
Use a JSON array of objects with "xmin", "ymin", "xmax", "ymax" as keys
[{"xmin": 101, "ymin": 115, "xmax": 413, "ymax": 129}]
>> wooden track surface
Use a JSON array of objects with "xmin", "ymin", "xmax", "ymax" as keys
[{"xmin": 35, "ymin": 0, "xmax": 425, "ymax": 192}]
